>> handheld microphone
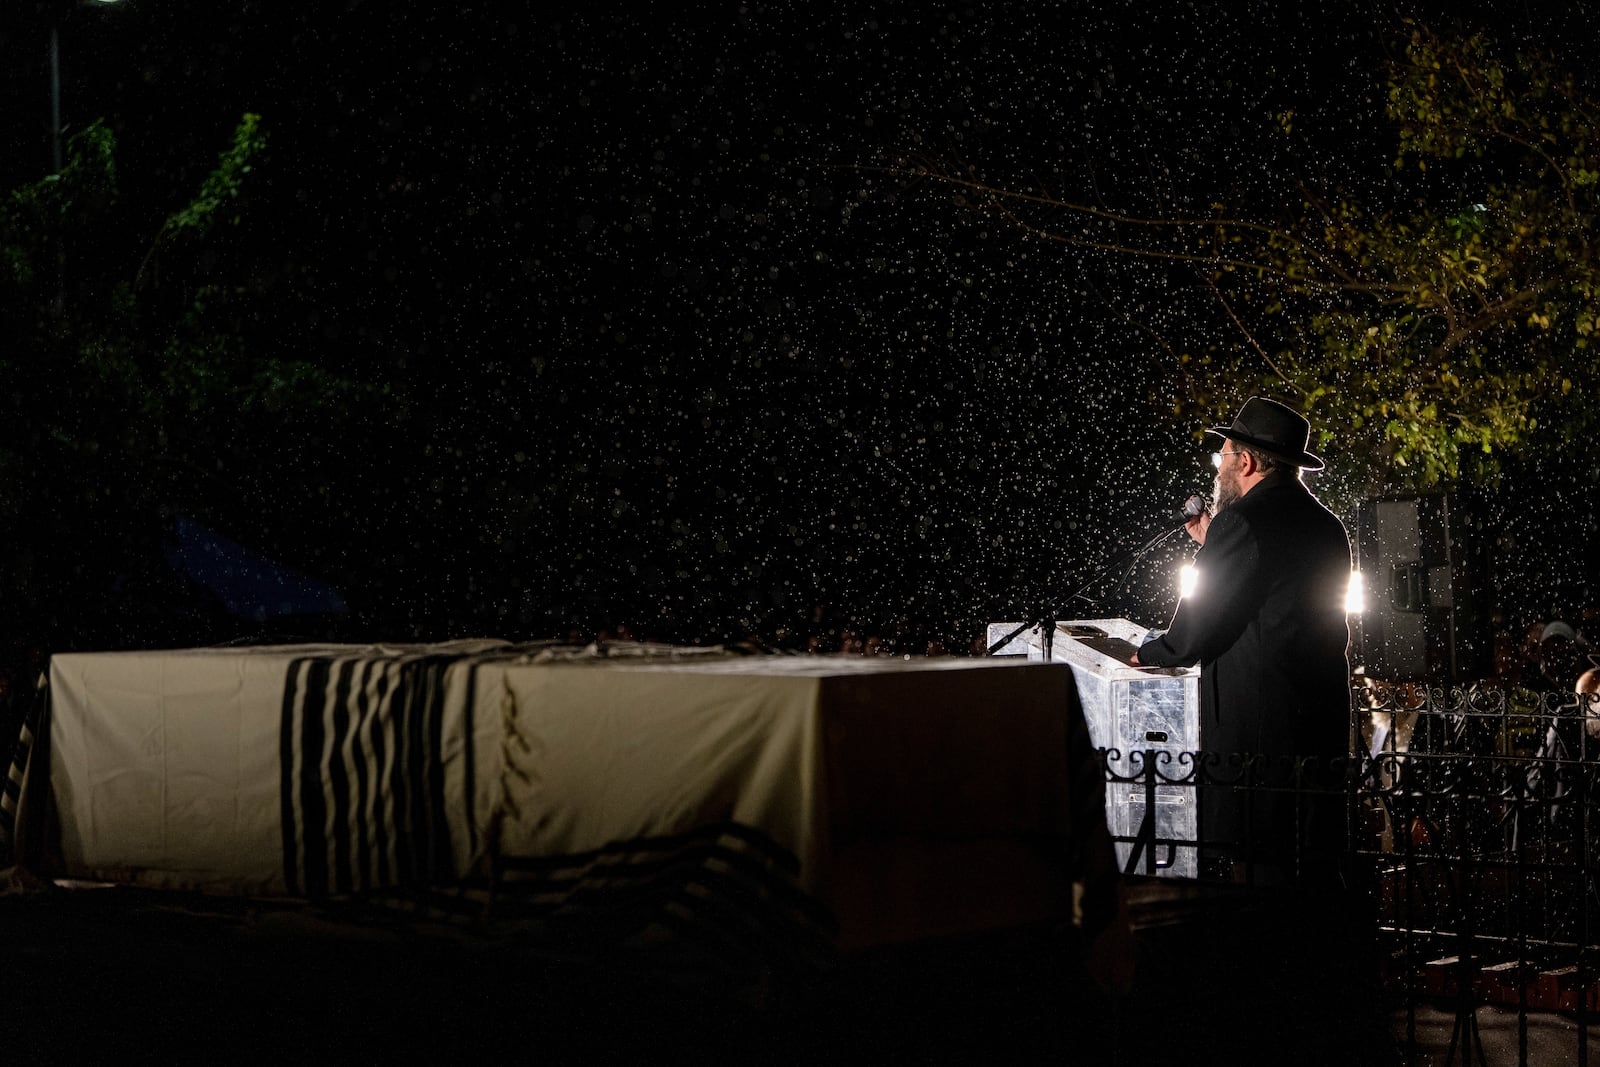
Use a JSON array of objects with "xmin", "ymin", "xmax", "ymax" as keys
[{"xmin": 1137, "ymin": 495, "xmax": 1210, "ymax": 556}]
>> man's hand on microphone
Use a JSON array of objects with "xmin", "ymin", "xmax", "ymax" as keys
[{"xmin": 1180, "ymin": 494, "xmax": 1211, "ymax": 546}]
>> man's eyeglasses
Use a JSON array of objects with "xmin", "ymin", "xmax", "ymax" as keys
[{"xmin": 1211, "ymin": 450, "xmax": 1246, "ymax": 469}]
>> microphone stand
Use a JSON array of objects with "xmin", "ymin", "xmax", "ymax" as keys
[{"xmin": 987, "ymin": 523, "xmax": 1191, "ymax": 657}]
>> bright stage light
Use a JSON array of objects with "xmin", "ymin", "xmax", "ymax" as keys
[
  {"xmin": 1179, "ymin": 563, "xmax": 1198, "ymax": 600},
  {"xmin": 1345, "ymin": 570, "xmax": 1364, "ymax": 614}
]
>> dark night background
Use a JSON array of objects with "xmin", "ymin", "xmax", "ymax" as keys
[{"xmin": 3, "ymin": 0, "xmax": 1598, "ymax": 660}]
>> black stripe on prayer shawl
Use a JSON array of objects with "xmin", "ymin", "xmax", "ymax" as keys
[
  {"xmin": 391, "ymin": 659, "xmax": 419, "ymax": 887},
  {"xmin": 284, "ymin": 656, "xmax": 335, "ymax": 896},
  {"xmin": 277, "ymin": 659, "xmax": 300, "ymax": 895},
  {"xmin": 0, "ymin": 719, "xmax": 28, "ymax": 858},
  {"xmin": 281, "ymin": 652, "xmax": 465, "ymax": 898},
  {"xmin": 460, "ymin": 664, "xmax": 479, "ymax": 860},
  {"xmin": 350, "ymin": 658, "xmax": 395, "ymax": 892},
  {"xmin": 0, "ymin": 678, "xmax": 49, "ymax": 864},
  {"xmin": 327, "ymin": 658, "xmax": 356, "ymax": 894},
  {"xmin": 366, "ymin": 662, "xmax": 394, "ymax": 888},
  {"xmin": 486, "ymin": 821, "xmax": 837, "ymax": 978},
  {"xmin": 345, "ymin": 659, "xmax": 373, "ymax": 893}
]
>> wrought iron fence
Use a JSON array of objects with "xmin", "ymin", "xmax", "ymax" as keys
[
  {"xmin": 1100, "ymin": 681, "xmax": 1600, "ymax": 1067},
  {"xmin": 1362, "ymin": 682, "xmax": 1600, "ymax": 1066}
]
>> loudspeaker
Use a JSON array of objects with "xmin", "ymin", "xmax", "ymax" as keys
[{"xmin": 1355, "ymin": 493, "xmax": 1492, "ymax": 682}]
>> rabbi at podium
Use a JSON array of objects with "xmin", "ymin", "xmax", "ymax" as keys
[{"xmin": 1131, "ymin": 396, "xmax": 1352, "ymax": 887}]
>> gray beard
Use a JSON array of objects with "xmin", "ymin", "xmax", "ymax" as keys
[{"xmin": 1212, "ymin": 470, "xmax": 1242, "ymax": 513}]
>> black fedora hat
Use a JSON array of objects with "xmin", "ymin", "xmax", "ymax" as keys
[{"xmin": 1207, "ymin": 396, "xmax": 1324, "ymax": 471}]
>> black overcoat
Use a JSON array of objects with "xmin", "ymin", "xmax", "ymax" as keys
[{"xmin": 1137, "ymin": 469, "xmax": 1352, "ymax": 872}]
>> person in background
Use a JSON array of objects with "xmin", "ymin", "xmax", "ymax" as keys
[{"xmin": 1522, "ymin": 619, "xmax": 1588, "ymax": 693}]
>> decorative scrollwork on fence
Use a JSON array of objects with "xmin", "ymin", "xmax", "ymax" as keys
[{"xmin": 1099, "ymin": 683, "xmax": 1600, "ymax": 943}]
